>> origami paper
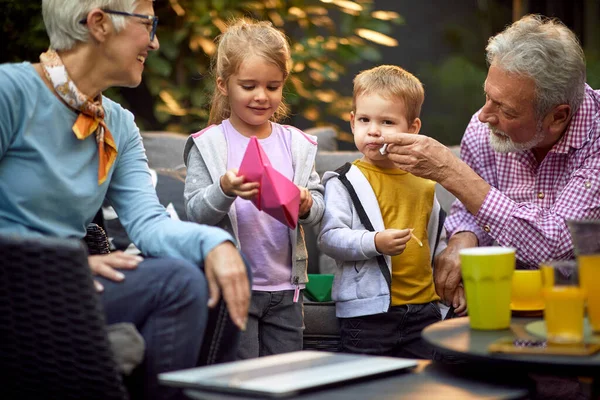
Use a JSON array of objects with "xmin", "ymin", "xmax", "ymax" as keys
[{"xmin": 238, "ymin": 136, "xmax": 301, "ymax": 229}]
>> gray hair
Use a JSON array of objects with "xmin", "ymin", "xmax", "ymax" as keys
[
  {"xmin": 486, "ymin": 14, "xmax": 586, "ymax": 117},
  {"xmin": 42, "ymin": 0, "xmax": 139, "ymax": 51}
]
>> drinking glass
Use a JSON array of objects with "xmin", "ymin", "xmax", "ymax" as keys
[{"xmin": 540, "ymin": 260, "xmax": 585, "ymax": 344}]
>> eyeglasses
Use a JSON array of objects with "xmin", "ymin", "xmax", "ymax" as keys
[{"xmin": 79, "ymin": 9, "xmax": 159, "ymax": 41}]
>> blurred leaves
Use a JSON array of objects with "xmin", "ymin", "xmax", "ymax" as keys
[
  {"xmin": 420, "ymin": 56, "xmax": 487, "ymax": 146},
  {"xmin": 587, "ymin": 51, "xmax": 600, "ymax": 90},
  {"xmin": 139, "ymin": 0, "xmax": 403, "ymax": 132},
  {"xmin": 0, "ymin": 1, "xmax": 49, "ymax": 63},
  {"xmin": 0, "ymin": 0, "xmax": 401, "ymax": 133}
]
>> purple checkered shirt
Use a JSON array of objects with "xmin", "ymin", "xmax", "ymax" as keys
[{"xmin": 445, "ymin": 85, "xmax": 600, "ymax": 268}]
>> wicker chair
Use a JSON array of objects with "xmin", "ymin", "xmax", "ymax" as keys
[
  {"xmin": 84, "ymin": 221, "xmax": 239, "ymax": 366},
  {"xmin": 0, "ymin": 234, "xmax": 128, "ymax": 400}
]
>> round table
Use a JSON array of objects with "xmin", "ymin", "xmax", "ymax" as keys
[
  {"xmin": 422, "ymin": 316, "xmax": 600, "ymax": 399},
  {"xmin": 422, "ymin": 316, "xmax": 600, "ymax": 376}
]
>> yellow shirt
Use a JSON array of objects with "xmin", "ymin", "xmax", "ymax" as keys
[{"xmin": 355, "ymin": 160, "xmax": 440, "ymax": 305}]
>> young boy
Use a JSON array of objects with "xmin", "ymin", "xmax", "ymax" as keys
[{"xmin": 318, "ymin": 65, "xmax": 449, "ymax": 359}]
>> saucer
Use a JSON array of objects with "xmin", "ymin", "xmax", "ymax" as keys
[
  {"xmin": 525, "ymin": 319, "xmax": 600, "ymax": 343},
  {"xmin": 510, "ymin": 303, "xmax": 544, "ymax": 312}
]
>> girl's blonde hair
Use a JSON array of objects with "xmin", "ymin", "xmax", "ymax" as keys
[{"xmin": 208, "ymin": 19, "xmax": 291, "ymax": 125}]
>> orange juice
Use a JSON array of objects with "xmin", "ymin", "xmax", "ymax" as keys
[
  {"xmin": 543, "ymin": 286, "xmax": 585, "ymax": 344},
  {"xmin": 579, "ymin": 254, "xmax": 600, "ymax": 331}
]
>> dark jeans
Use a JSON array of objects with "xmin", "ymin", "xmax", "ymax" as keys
[
  {"xmin": 237, "ymin": 290, "xmax": 304, "ymax": 359},
  {"xmin": 98, "ymin": 257, "xmax": 242, "ymax": 400},
  {"xmin": 339, "ymin": 302, "xmax": 441, "ymax": 359}
]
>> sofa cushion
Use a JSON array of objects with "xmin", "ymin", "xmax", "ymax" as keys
[
  {"xmin": 305, "ymin": 126, "xmax": 338, "ymax": 152},
  {"xmin": 141, "ymin": 131, "xmax": 188, "ymax": 170},
  {"xmin": 103, "ymin": 168, "xmax": 187, "ymax": 254},
  {"xmin": 315, "ymin": 151, "xmax": 362, "ymax": 177}
]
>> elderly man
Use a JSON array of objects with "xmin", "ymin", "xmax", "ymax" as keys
[{"xmin": 382, "ymin": 14, "xmax": 600, "ymax": 315}]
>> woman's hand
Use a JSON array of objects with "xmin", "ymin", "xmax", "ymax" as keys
[
  {"xmin": 88, "ymin": 251, "xmax": 143, "ymax": 292},
  {"xmin": 220, "ymin": 168, "xmax": 260, "ymax": 200},
  {"xmin": 203, "ymin": 241, "xmax": 250, "ymax": 331}
]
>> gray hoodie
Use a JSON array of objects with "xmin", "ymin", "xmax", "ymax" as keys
[{"xmin": 318, "ymin": 163, "xmax": 446, "ymax": 318}]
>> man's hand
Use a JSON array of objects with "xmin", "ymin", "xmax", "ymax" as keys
[
  {"xmin": 381, "ymin": 132, "xmax": 490, "ymax": 215},
  {"xmin": 204, "ymin": 241, "xmax": 250, "ymax": 331},
  {"xmin": 88, "ymin": 251, "xmax": 143, "ymax": 292},
  {"xmin": 298, "ymin": 186, "xmax": 313, "ymax": 219},
  {"xmin": 220, "ymin": 168, "xmax": 260, "ymax": 200},
  {"xmin": 452, "ymin": 283, "xmax": 468, "ymax": 316},
  {"xmin": 381, "ymin": 133, "xmax": 457, "ymax": 184},
  {"xmin": 434, "ymin": 231, "xmax": 478, "ymax": 307},
  {"xmin": 375, "ymin": 228, "xmax": 411, "ymax": 256}
]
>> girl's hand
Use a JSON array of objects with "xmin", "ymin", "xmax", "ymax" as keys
[
  {"xmin": 220, "ymin": 168, "xmax": 259, "ymax": 200},
  {"xmin": 298, "ymin": 186, "xmax": 313, "ymax": 219}
]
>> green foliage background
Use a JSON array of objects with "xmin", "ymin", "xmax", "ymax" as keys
[
  {"xmin": 0, "ymin": 0, "xmax": 402, "ymax": 135},
  {"xmin": 2, "ymin": 0, "xmax": 598, "ymax": 146}
]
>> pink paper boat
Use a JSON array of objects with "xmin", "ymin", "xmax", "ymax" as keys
[{"xmin": 238, "ymin": 136, "xmax": 301, "ymax": 229}]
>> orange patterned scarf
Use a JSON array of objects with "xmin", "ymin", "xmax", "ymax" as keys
[{"xmin": 40, "ymin": 49, "xmax": 117, "ymax": 185}]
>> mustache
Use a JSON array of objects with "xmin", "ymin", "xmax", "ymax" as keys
[{"xmin": 488, "ymin": 124, "xmax": 508, "ymax": 138}]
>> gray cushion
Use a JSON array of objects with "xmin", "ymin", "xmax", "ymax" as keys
[
  {"xmin": 141, "ymin": 131, "xmax": 187, "ymax": 170},
  {"xmin": 107, "ymin": 323, "xmax": 145, "ymax": 376},
  {"xmin": 303, "ymin": 301, "xmax": 340, "ymax": 336},
  {"xmin": 315, "ymin": 151, "xmax": 362, "ymax": 177},
  {"xmin": 305, "ymin": 126, "xmax": 338, "ymax": 152}
]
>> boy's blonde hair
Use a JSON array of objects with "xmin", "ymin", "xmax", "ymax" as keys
[
  {"xmin": 352, "ymin": 65, "xmax": 424, "ymax": 123},
  {"xmin": 209, "ymin": 18, "xmax": 291, "ymax": 125}
]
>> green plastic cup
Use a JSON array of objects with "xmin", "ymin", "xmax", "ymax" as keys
[{"xmin": 460, "ymin": 247, "xmax": 516, "ymax": 330}]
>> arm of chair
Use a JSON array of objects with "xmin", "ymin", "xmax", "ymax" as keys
[{"xmin": 85, "ymin": 223, "xmax": 111, "ymax": 255}]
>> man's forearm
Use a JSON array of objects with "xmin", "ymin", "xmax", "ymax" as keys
[{"xmin": 439, "ymin": 156, "xmax": 491, "ymax": 216}]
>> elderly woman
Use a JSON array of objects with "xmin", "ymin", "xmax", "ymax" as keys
[{"xmin": 0, "ymin": 0, "xmax": 250, "ymax": 399}]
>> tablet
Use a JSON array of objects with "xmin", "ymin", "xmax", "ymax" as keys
[{"xmin": 159, "ymin": 350, "xmax": 417, "ymax": 398}]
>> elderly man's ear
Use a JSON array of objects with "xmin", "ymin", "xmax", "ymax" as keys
[{"xmin": 545, "ymin": 104, "xmax": 571, "ymax": 137}]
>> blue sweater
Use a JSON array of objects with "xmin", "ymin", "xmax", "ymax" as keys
[{"xmin": 0, "ymin": 62, "xmax": 232, "ymax": 265}]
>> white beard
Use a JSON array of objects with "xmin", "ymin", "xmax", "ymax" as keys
[{"xmin": 488, "ymin": 122, "xmax": 545, "ymax": 153}]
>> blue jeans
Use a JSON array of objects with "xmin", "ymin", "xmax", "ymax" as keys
[
  {"xmin": 237, "ymin": 290, "xmax": 304, "ymax": 359},
  {"xmin": 98, "ymin": 257, "xmax": 241, "ymax": 400},
  {"xmin": 339, "ymin": 302, "xmax": 441, "ymax": 359}
]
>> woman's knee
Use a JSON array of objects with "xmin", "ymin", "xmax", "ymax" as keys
[{"xmin": 143, "ymin": 257, "xmax": 208, "ymax": 307}]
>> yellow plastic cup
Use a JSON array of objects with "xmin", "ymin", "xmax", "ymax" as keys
[
  {"xmin": 460, "ymin": 247, "xmax": 516, "ymax": 330},
  {"xmin": 510, "ymin": 270, "xmax": 544, "ymax": 311}
]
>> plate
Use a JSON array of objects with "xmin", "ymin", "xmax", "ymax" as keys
[
  {"xmin": 525, "ymin": 319, "xmax": 600, "ymax": 343},
  {"xmin": 510, "ymin": 303, "xmax": 544, "ymax": 312}
]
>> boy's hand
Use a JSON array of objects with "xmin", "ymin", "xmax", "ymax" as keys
[
  {"xmin": 220, "ymin": 168, "xmax": 259, "ymax": 200},
  {"xmin": 375, "ymin": 228, "xmax": 411, "ymax": 256},
  {"xmin": 298, "ymin": 186, "xmax": 313, "ymax": 219}
]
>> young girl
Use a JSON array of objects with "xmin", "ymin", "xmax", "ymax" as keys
[{"xmin": 183, "ymin": 19, "xmax": 324, "ymax": 359}]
